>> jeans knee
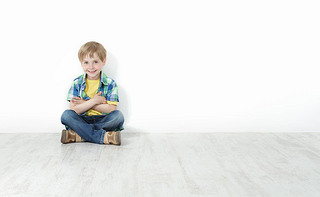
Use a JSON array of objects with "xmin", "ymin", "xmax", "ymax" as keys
[
  {"xmin": 61, "ymin": 109, "xmax": 76, "ymax": 124},
  {"xmin": 112, "ymin": 110, "xmax": 125, "ymax": 124}
]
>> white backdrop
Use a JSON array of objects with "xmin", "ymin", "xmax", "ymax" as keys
[{"xmin": 0, "ymin": 0, "xmax": 319, "ymax": 133}]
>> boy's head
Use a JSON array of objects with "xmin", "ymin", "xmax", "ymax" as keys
[
  {"xmin": 78, "ymin": 41, "xmax": 107, "ymax": 62},
  {"xmin": 78, "ymin": 41, "xmax": 107, "ymax": 80}
]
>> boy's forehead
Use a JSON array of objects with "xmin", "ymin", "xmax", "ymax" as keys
[{"xmin": 83, "ymin": 53, "xmax": 99, "ymax": 61}]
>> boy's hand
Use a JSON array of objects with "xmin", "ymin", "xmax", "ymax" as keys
[
  {"xmin": 71, "ymin": 97, "xmax": 86, "ymax": 105},
  {"xmin": 92, "ymin": 92, "xmax": 107, "ymax": 105}
]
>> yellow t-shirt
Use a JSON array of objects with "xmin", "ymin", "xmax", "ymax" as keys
[
  {"xmin": 85, "ymin": 78, "xmax": 102, "ymax": 116},
  {"xmin": 85, "ymin": 78, "xmax": 119, "ymax": 116}
]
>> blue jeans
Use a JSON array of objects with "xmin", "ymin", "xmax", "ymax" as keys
[{"xmin": 61, "ymin": 109, "xmax": 124, "ymax": 144}]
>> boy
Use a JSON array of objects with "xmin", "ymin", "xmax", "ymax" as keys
[{"xmin": 61, "ymin": 41, "xmax": 124, "ymax": 145}]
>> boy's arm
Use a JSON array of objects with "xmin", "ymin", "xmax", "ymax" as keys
[
  {"xmin": 92, "ymin": 103, "xmax": 117, "ymax": 114},
  {"xmin": 70, "ymin": 92, "xmax": 106, "ymax": 114},
  {"xmin": 91, "ymin": 80, "xmax": 118, "ymax": 114},
  {"xmin": 72, "ymin": 99, "xmax": 117, "ymax": 114}
]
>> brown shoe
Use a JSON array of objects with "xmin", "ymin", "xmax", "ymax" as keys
[
  {"xmin": 61, "ymin": 129, "xmax": 83, "ymax": 144},
  {"xmin": 104, "ymin": 131, "xmax": 121, "ymax": 145}
]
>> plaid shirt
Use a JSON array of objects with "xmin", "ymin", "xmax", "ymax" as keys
[{"xmin": 67, "ymin": 72, "xmax": 119, "ymax": 115}]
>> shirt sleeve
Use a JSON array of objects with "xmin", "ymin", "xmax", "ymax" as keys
[
  {"xmin": 106, "ymin": 81, "xmax": 119, "ymax": 103},
  {"xmin": 66, "ymin": 81, "xmax": 79, "ymax": 102}
]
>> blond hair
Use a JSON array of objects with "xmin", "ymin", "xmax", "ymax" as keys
[{"xmin": 78, "ymin": 41, "xmax": 107, "ymax": 62}]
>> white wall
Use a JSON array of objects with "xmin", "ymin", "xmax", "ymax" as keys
[{"xmin": 0, "ymin": 0, "xmax": 319, "ymax": 133}]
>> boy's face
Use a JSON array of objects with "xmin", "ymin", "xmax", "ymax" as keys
[{"xmin": 81, "ymin": 53, "xmax": 106, "ymax": 80}]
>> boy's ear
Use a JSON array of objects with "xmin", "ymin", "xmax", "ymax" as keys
[{"xmin": 103, "ymin": 58, "xmax": 107, "ymax": 66}]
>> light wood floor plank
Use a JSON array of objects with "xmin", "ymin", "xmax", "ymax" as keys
[{"xmin": 0, "ymin": 132, "xmax": 320, "ymax": 197}]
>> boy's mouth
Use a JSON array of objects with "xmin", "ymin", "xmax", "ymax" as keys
[{"xmin": 88, "ymin": 70, "xmax": 97, "ymax": 74}]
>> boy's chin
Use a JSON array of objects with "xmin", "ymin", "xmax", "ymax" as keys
[{"xmin": 86, "ymin": 72, "xmax": 100, "ymax": 79}]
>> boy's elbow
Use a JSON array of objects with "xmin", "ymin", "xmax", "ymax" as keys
[
  {"xmin": 105, "ymin": 105, "xmax": 117, "ymax": 113},
  {"xmin": 110, "ymin": 105, "xmax": 117, "ymax": 112},
  {"xmin": 70, "ymin": 107, "xmax": 82, "ymax": 115}
]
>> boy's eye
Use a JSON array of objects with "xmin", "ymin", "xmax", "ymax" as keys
[
  {"xmin": 94, "ymin": 61, "xmax": 98, "ymax": 63},
  {"xmin": 84, "ymin": 62, "xmax": 88, "ymax": 64}
]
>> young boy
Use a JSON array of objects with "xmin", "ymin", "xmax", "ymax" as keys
[{"xmin": 61, "ymin": 41, "xmax": 124, "ymax": 145}]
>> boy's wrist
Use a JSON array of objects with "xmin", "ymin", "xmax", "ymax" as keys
[{"xmin": 90, "ymin": 97, "xmax": 99, "ymax": 105}]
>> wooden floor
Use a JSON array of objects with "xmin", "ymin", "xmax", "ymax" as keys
[{"xmin": 0, "ymin": 132, "xmax": 320, "ymax": 197}]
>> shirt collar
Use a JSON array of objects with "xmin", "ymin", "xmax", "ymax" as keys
[
  {"xmin": 100, "ymin": 71, "xmax": 109, "ymax": 85},
  {"xmin": 81, "ymin": 71, "xmax": 109, "ymax": 86}
]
